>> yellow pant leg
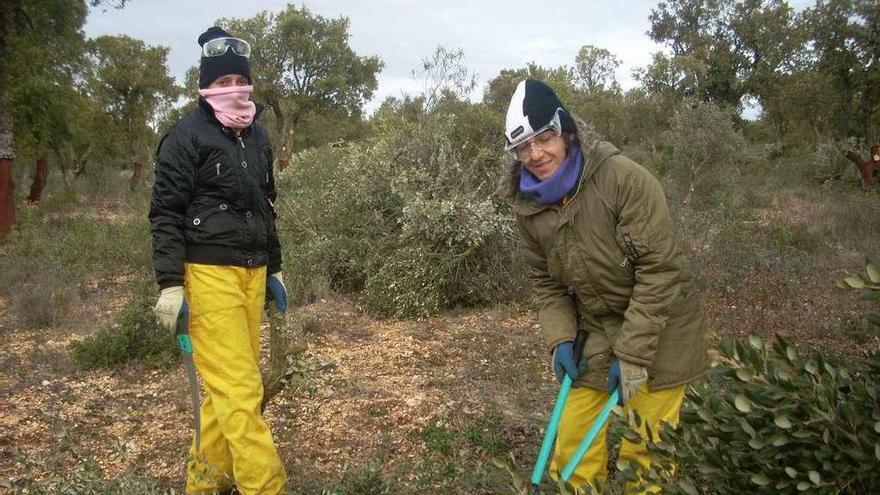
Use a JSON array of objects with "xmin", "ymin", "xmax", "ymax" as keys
[
  {"xmin": 184, "ymin": 263, "xmax": 288, "ymax": 495},
  {"xmin": 618, "ymin": 385, "xmax": 685, "ymax": 495},
  {"xmin": 186, "ymin": 392, "xmax": 234, "ymax": 492},
  {"xmin": 550, "ymin": 386, "xmax": 610, "ymax": 493}
]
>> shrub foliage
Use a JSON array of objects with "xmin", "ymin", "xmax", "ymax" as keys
[
  {"xmin": 647, "ymin": 335, "xmax": 880, "ymax": 495},
  {"xmin": 275, "ymin": 111, "xmax": 526, "ymax": 318},
  {"xmin": 69, "ymin": 281, "xmax": 176, "ymax": 369}
]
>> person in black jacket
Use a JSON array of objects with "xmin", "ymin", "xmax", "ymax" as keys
[{"xmin": 149, "ymin": 26, "xmax": 288, "ymax": 495}]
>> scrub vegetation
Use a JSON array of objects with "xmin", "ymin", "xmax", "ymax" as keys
[{"xmin": 1, "ymin": 0, "xmax": 879, "ymax": 493}]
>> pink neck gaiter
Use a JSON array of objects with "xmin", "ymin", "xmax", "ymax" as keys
[{"xmin": 198, "ymin": 85, "xmax": 256, "ymax": 129}]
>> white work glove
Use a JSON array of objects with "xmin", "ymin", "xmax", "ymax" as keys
[
  {"xmin": 608, "ymin": 359, "xmax": 649, "ymax": 405},
  {"xmin": 154, "ymin": 286, "xmax": 185, "ymax": 332}
]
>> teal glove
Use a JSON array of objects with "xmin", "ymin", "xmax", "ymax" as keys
[
  {"xmin": 154, "ymin": 286, "xmax": 185, "ymax": 333},
  {"xmin": 266, "ymin": 271, "xmax": 287, "ymax": 312},
  {"xmin": 608, "ymin": 359, "xmax": 648, "ymax": 404}
]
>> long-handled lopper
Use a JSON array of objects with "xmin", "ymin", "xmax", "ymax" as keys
[
  {"xmin": 530, "ymin": 329, "xmax": 587, "ymax": 490},
  {"xmin": 175, "ymin": 301, "xmax": 201, "ymax": 452},
  {"xmin": 559, "ymin": 388, "xmax": 619, "ymax": 482}
]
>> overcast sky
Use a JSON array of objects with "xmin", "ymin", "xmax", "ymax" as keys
[{"xmin": 84, "ymin": 0, "xmax": 814, "ymax": 113}]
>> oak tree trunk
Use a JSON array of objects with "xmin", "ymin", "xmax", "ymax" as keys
[
  {"xmin": 130, "ymin": 161, "xmax": 144, "ymax": 191},
  {"xmin": 0, "ymin": 97, "xmax": 15, "ymax": 236},
  {"xmin": 26, "ymin": 157, "xmax": 48, "ymax": 203},
  {"xmin": 844, "ymin": 146, "xmax": 878, "ymax": 188}
]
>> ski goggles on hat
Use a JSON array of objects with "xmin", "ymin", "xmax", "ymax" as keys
[
  {"xmin": 505, "ymin": 108, "xmax": 563, "ymax": 160},
  {"xmin": 201, "ymin": 37, "xmax": 252, "ymax": 58}
]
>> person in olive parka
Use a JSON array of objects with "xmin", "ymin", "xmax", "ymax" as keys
[
  {"xmin": 499, "ymin": 79, "xmax": 709, "ymax": 493},
  {"xmin": 149, "ymin": 27, "xmax": 288, "ymax": 494}
]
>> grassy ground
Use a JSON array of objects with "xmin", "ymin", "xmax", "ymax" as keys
[{"xmin": 0, "ymin": 158, "xmax": 878, "ymax": 493}]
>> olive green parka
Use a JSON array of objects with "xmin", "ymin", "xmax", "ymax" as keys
[{"xmin": 501, "ymin": 117, "xmax": 708, "ymax": 391}]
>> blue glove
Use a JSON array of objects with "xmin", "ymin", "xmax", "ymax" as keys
[
  {"xmin": 552, "ymin": 341, "xmax": 586, "ymax": 383},
  {"xmin": 266, "ymin": 271, "xmax": 288, "ymax": 312},
  {"xmin": 608, "ymin": 359, "xmax": 648, "ymax": 404}
]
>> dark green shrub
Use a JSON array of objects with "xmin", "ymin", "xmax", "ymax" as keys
[
  {"xmin": 70, "ymin": 281, "xmax": 176, "ymax": 369},
  {"xmin": 660, "ymin": 100, "xmax": 745, "ymax": 208},
  {"xmin": 837, "ymin": 258, "xmax": 880, "ymax": 328},
  {"xmin": 646, "ymin": 335, "xmax": 880, "ymax": 494},
  {"xmin": 275, "ymin": 108, "xmax": 525, "ymax": 318}
]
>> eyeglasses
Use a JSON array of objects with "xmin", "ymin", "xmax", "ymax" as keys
[
  {"xmin": 202, "ymin": 37, "xmax": 251, "ymax": 58},
  {"xmin": 505, "ymin": 108, "xmax": 563, "ymax": 160},
  {"xmin": 508, "ymin": 129, "xmax": 562, "ymax": 160}
]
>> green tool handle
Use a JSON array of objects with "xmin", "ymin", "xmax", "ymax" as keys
[
  {"xmin": 530, "ymin": 329, "xmax": 587, "ymax": 488},
  {"xmin": 174, "ymin": 300, "xmax": 201, "ymax": 452},
  {"xmin": 175, "ymin": 301, "xmax": 192, "ymax": 353},
  {"xmin": 560, "ymin": 389, "xmax": 619, "ymax": 482}
]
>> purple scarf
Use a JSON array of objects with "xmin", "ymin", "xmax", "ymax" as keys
[{"xmin": 519, "ymin": 145, "xmax": 583, "ymax": 204}]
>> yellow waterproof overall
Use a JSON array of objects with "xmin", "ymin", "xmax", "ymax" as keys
[
  {"xmin": 550, "ymin": 385, "xmax": 685, "ymax": 494},
  {"xmin": 183, "ymin": 263, "xmax": 287, "ymax": 494}
]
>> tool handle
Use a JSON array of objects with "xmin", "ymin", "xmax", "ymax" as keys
[
  {"xmin": 175, "ymin": 301, "xmax": 191, "ymax": 353},
  {"xmin": 531, "ymin": 329, "xmax": 587, "ymax": 488},
  {"xmin": 572, "ymin": 329, "xmax": 587, "ymax": 367},
  {"xmin": 560, "ymin": 389, "xmax": 619, "ymax": 482},
  {"xmin": 531, "ymin": 374, "xmax": 572, "ymax": 487}
]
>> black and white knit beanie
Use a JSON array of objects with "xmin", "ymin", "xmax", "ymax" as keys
[{"xmin": 504, "ymin": 79, "xmax": 576, "ymax": 145}]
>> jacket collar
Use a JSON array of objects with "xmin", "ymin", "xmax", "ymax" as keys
[{"xmin": 500, "ymin": 113, "xmax": 617, "ymax": 216}]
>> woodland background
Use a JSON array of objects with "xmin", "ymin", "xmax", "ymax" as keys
[{"xmin": 0, "ymin": 0, "xmax": 878, "ymax": 493}]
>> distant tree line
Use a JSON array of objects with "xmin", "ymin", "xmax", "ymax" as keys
[{"xmin": 0, "ymin": 0, "xmax": 877, "ymax": 236}]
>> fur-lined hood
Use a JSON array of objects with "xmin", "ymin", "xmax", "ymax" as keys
[{"xmin": 498, "ymin": 113, "xmax": 605, "ymax": 205}]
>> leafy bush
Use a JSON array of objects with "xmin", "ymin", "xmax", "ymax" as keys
[
  {"xmin": 659, "ymin": 99, "xmax": 745, "ymax": 208},
  {"xmin": 6, "ymin": 263, "xmax": 81, "ymax": 329},
  {"xmin": 837, "ymin": 258, "xmax": 880, "ymax": 328},
  {"xmin": 645, "ymin": 335, "xmax": 880, "ymax": 494},
  {"xmin": 70, "ymin": 280, "xmax": 176, "ymax": 369},
  {"xmin": 810, "ymin": 140, "xmax": 854, "ymax": 186},
  {"xmin": 275, "ymin": 108, "xmax": 525, "ymax": 318}
]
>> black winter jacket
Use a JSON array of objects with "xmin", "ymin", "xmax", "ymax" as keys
[{"xmin": 149, "ymin": 99, "xmax": 282, "ymax": 289}]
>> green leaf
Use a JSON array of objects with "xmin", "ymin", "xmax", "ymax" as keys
[
  {"xmin": 867, "ymin": 260, "xmax": 880, "ymax": 283},
  {"xmin": 771, "ymin": 434, "xmax": 789, "ymax": 447},
  {"xmin": 739, "ymin": 418, "xmax": 756, "ymax": 438},
  {"xmin": 797, "ymin": 481, "xmax": 811, "ymax": 491},
  {"xmin": 875, "ymin": 421, "xmax": 880, "ymax": 434},
  {"xmin": 835, "ymin": 279, "xmax": 848, "ymax": 289},
  {"xmin": 677, "ymin": 480, "xmax": 698, "ymax": 495},
  {"xmin": 867, "ymin": 313, "xmax": 880, "ymax": 327},
  {"xmin": 775, "ymin": 415, "xmax": 793, "ymax": 429},
  {"xmin": 784, "ymin": 467, "xmax": 798, "ymax": 478},
  {"xmin": 808, "ymin": 470, "xmax": 820, "ymax": 485},
  {"xmin": 751, "ymin": 474, "xmax": 771, "ymax": 486},
  {"xmin": 748, "ymin": 438, "xmax": 764, "ymax": 449},
  {"xmin": 735, "ymin": 394, "xmax": 752, "ymax": 413},
  {"xmin": 823, "ymin": 363, "xmax": 837, "ymax": 379},
  {"xmin": 861, "ymin": 290, "xmax": 880, "ymax": 301},
  {"xmin": 875, "ymin": 443, "xmax": 880, "ymax": 462},
  {"xmin": 804, "ymin": 361, "xmax": 818, "ymax": 375},
  {"xmin": 735, "ymin": 368, "xmax": 753, "ymax": 382},
  {"xmin": 748, "ymin": 335, "xmax": 763, "ymax": 350},
  {"xmin": 845, "ymin": 276, "xmax": 866, "ymax": 289}
]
